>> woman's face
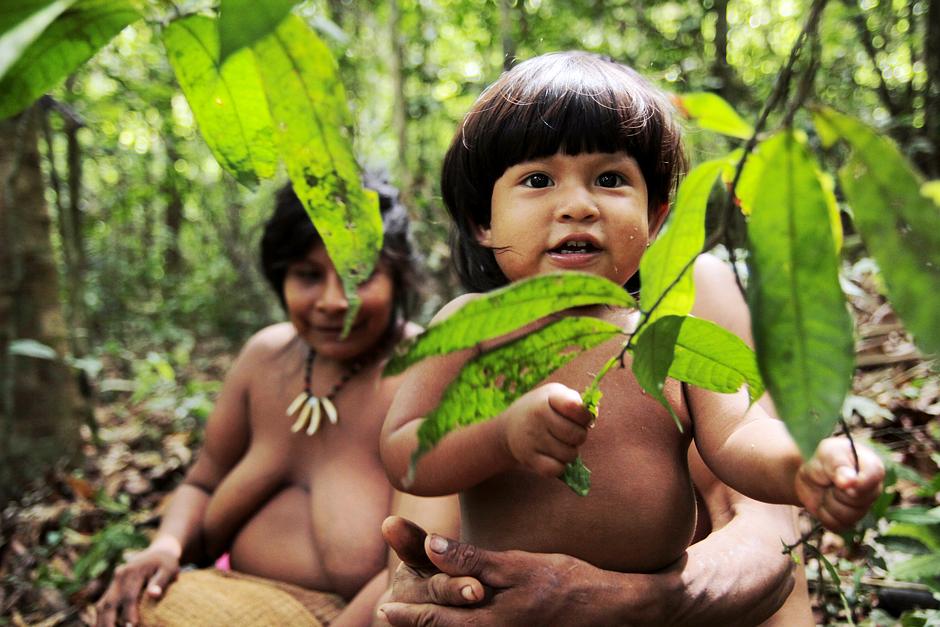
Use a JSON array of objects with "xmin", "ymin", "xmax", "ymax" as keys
[{"xmin": 283, "ymin": 243, "xmax": 395, "ymax": 361}]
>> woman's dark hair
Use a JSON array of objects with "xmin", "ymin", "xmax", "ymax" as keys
[
  {"xmin": 441, "ymin": 51, "xmax": 688, "ymax": 292},
  {"xmin": 260, "ymin": 174, "xmax": 421, "ymax": 327}
]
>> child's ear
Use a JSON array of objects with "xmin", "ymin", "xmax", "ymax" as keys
[
  {"xmin": 649, "ymin": 202, "xmax": 670, "ymax": 238},
  {"xmin": 475, "ymin": 224, "xmax": 493, "ymax": 247}
]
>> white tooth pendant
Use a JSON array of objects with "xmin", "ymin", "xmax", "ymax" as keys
[
  {"xmin": 321, "ymin": 396, "xmax": 338, "ymax": 425},
  {"xmin": 288, "ymin": 392, "xmax": 310, "ymax": 432},
  {"xmin": 306, "ymin": 397, "xmax": 323, "ymax": 435},
  {"xmin": 293, "ymin": 398, "xmax": 314, "ymax": 433}
]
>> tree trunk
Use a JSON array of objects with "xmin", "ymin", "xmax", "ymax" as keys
[
  {"xmin": 0, "ymin": 106, "xmax": 83, "ymax": 504},
  {"xmin": 163, "ymin": 136, "xmax": 184, "ymax": 276},
  {"xmin": 924, "ymin": 0, "xmax": 940, "ymax": 177}
]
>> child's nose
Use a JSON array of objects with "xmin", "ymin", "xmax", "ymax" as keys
[
  {"xmin": 316, "ymin": 273, "xmax": 348, "ymax": 314},
  {"xmin": 556, "ymin": 189, "xmax": 600, "ymax": 223}
]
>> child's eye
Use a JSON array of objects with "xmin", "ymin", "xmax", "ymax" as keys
[
  {"xmin": 522, "ymin": 173, "xmax": 553, "ymax": 189},
  {"xmin": 596, "ymin": 172, "xmax": 628, "ymax": 188},
  {"xmin": 288, "ymin": 267, "xmax": 323, "ymax": 282}
]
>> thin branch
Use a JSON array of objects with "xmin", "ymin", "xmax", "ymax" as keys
[{"xmin": 707, "ymin": 0, "xmax": 829, "ymax": 295}]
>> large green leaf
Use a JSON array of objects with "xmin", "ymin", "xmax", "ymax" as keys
[
  {"xmin": 729, "ymin": 142, "xmax": 842, "ymax": 251},
  {"xmin": 217, "ymin": 0, "xmax": 296, "ymax": 62},
  {"xmin": 253, "ymin": 15, "xmax": 382, "ymax": 332},
  {"xmin": 632, "ymin": 315, "xmax": 764, "ymax": 429},
  {"xmin": 412, "ymin": 316, "xmax": 623, "ymax": 469},
  {"xmin": 676, "ymin": 92, "xmax": 753, "ymax": 140},
  {"xmin": 640, "ymin": 157, "xmax": 728, "ymax": 327},
  {"xmin": 386, "ymin": 273, "xmax": 635, "ymax": 375},
  {"xmin": 814, "ymin": 107, "xmax": 940, "ymax": 356},
  {"xmin": 746, "ymin": 132, "xmax": 854, "ymax": 458},
  {"xmin": 671, "ymin": 315, "xmax": 764, "ymax": 402},
  {"xmin": 632, "ymin": 315, "xmax": 683, "ymax": 428},
  {"xmin": 0, "ymin": 0, "xmax": 74, "ymax": 80},
  {"xmin": 162, "ymin": 15, "xmax": 277, "ymax": 187},
  {"xmin": 0, "ymin": 0, "xmax": 139, "ymax": 120}
]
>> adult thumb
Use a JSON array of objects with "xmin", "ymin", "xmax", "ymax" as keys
[
  {"xmin": 383, "ymin": 516, "xmax": 436, "ymax": 571},
  {"xmin": 146, "ymin": 567, "xmax": 175, "ymax": 598},
  {"xmin": 425, "ymin": 534, "xmax": 499, "ymax": 582}
]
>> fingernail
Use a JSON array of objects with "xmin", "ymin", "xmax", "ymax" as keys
[
  {"xmin": 837, "ymin": 466, "xmax": 856, "ymax": 484},
  {"xmin": 429, "ymin": 534, "xmax": 448, "ymax": 554},
  {"xmin": 147, "ymin": 585, "xmax": 162, "ymax": 597},
  {"xmin": 461, "ymin": 585, "xmax": 476, "ymax": 601}
]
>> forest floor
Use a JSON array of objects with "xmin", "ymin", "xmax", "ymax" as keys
[{"xmin": 1, "ymin": 259, "xmax": 938, "ymax": 626}]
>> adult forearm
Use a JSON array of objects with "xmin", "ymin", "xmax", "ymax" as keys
[
  {"xmin": 153, "ymin": 483, "xmax": 212, "ymax": 564},
  {"xmin": 664, "ymin": 503, "xmax": 797, "ymax": 625}
]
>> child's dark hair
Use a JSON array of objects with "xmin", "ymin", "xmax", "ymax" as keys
[
  {"xmin": 442, "ymin": 51, "xmax": 688, "ymax": 292},
  {"xmin": 260, "ymin": 175, "xmax": 421, "ymax": 326}
]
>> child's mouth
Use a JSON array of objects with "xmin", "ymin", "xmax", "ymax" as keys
[{"xmin": 550, "ymin": 240, "xmax": 601, "ymax": 254}]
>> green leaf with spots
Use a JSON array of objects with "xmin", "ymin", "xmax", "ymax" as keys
[
  {"xmin": 163, "ymin": 15, "xmax": 277, "ymax": 187},
  {"xmin": 746, "ymin": 132, "xmax": 854, "ymax": 458},
  {"xmin": 676, "ymin": 92, "xmax": 753, "ymax": 140},
  {"xmin": 412, "ymin": 316, "xmax": 624, "ymax": 476},
  {"xmin": 0, "ymin": 0, "xmax": 139, "ymax": 120},
  {"xmin": 217, "ymin": 0, "xmax": 296, "ymax": 62},
  {"xmin": 813, "ymin": 107, "xmax": 940, "ymax": 356},
  {"xmin": 253, "ymin": 14, "xmax": 382, "ymax": 333},
  {"xmin": 640, "ymin": 157, "xmax": 729, "ymax": 327},
  {"xmin": 386, "ymin": 273, "xmax": 635, "ymax": 375},
  {"xmin": 0, "ymin": 0, "xmax": 74, "ymax": 80}
]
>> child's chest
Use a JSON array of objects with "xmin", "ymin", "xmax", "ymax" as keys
[{"xmin": 461, "ymin": 337, "xmax": 698, "ymax": 573}]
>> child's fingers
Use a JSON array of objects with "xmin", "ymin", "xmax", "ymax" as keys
[
  {"xmin": 534, "ymin": 437, "xmax": 579, "ymax": 468},
  {"xmin": 546, "ymin": 413, "xmax": 589, "ymax": 447},
  {"xmin": 817, "ymin": 488, "xmax": 868, "ymax": 531},
  {"xmin": 528, "ymin": 452, "xmax": 568, "ymax": 477},
  {"xmin": 545, "ymin": 384, "xmax": 593, "ymax": 427}
]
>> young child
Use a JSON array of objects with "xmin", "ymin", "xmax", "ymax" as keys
[
  {"xmin": 96, "ymin": 178, "xmax": 423, "ymax": 626},
  {"xmin": 380, "ymin": 51, "xmax": 884, "ymax": 575}
]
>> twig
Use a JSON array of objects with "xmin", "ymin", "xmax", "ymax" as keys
[{"xmin": 838, "ymin": 417, "xmax": 860, "ymax": 472}]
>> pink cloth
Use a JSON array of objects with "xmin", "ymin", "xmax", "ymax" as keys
[{"xmin": 214, "ymin": 553, "xmax": 231, "ymax": 571}]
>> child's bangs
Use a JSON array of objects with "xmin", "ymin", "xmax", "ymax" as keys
[{"xmin": 486, "ymin": 68, "xmax": 658, "ymax": 172}]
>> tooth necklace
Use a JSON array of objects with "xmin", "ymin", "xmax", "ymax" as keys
[{"xmin": 286, "ymin": 349, "xmax": 362, "ymax": 436}]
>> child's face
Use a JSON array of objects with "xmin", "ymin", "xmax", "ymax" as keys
[
  {"xmin": 480, "ymin": 151, "xmax": 656, "ymax": 286},
  {"xmin": 283, "ymin": 243, "xmax": 394, "ymax": 360}
]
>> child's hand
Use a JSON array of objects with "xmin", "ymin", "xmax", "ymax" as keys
[
  {"xmin": 502, "ymin": 383, "xmax": 594, "ymax": 477},
  {"xmin": 794, "ymin": 437, "xmax": 885, "ymax": 531}
]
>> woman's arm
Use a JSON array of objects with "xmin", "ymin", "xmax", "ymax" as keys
[
  {"xmin": 378, "ymin": 489, "xmax": 803, "ymax": 627},
  {"xmin": 95, "ymin": 329, "xmax": 265, "ymax": 627}
]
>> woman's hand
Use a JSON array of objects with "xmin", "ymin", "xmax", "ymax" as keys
[
  {"xmin": 502, "ymin": 383, "xmax": 593, "ymax": 477},
  {"xmin": 795, "ymin": 437, "xmax": 885, "ymax": 531},
  {"xmin": 378, "ymin": 516, "xmax": 642, "ymax": 627},
  {"xmin": 95, "ymin": 545, "xmax": 180, "ymax": 627}
]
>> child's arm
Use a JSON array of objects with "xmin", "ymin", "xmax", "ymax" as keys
[
  {"xmin": 381, "ymin": 296, "xmax": 594, "ymax": 496},
  {"xmin": 691, "ymin": 385, "xmax": 884, "ymax": 530}
]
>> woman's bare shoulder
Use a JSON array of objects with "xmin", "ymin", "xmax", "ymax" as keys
[
  {"xmin": 429, "ymin": 292, "xmax": 483, "ymax": 325},
  {"xmin": 239, "ymin": 322, "xmax": 298, "ymax": 361}
]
